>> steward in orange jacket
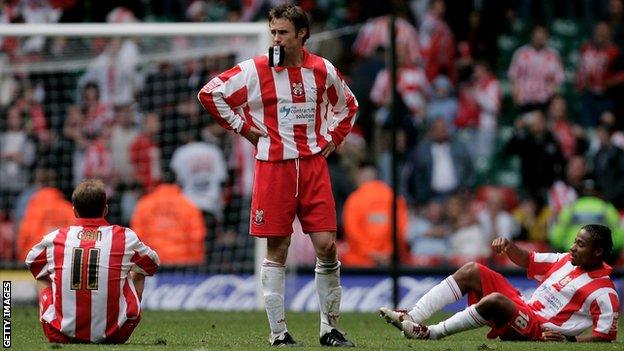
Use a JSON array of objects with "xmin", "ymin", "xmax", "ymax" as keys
[
  {"xmin": 341, "ymin": 165, "xmax": 408, "ymax": 267},
  {"xmin": 17, "ymin": 187, "xmax": 74, "ymax": 260},
  {"xmin": 130, "ymin": 184, "xmax": 206, "ymax": 265}
]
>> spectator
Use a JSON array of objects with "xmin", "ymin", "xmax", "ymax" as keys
[
  {"xmin": 508, "ymin": 25, "xmax": 564, "ymax": 113},
  {"xmin": 130, "ymin": 177, "xmax": 206, "ymax": 266},
  {"xmin": 13, "ymin": 83, "xmax": 49, "ymax": 143},
  {"xmin": 419, "ymin": 0, "xmax": 456, "ymax": 82},
  {"xmin": 0, "ymin": 106, "xmax": 36, "ymax": 218},
  {"xmin": 426, "ymin": 75, "xmax": 458, "ymax": 126},
  {"xmin": 547, "ymin": 95, "xmax": 588, "ymax": 160},
  {"xmin": 403, "ymin": 119, "xmax": 474, "ymax": 204},
  {"xmin": 129, "ymin": 112, "xmax": 162, "ymax": 193},
  {"xmin": 406, "ymin": 200, "xmax": 451, "ymax": 263},
  {"xmin": 79, "ymin": 38, "xmax": 139, "ymax": 106},
  {"xmin": 550, "ymin": 196, "xmax": 623, "ymax": 261},
  {"xmin": 592, "ymin": 123, "xmax": 624, "ymax": 208},
  {"xmin": 341, "ymin": 162, "xmax": 408, "ymax": 267},
  {"xmin": 512, "ymin": 195, "xmax": 551, "ymax": 244},
  {"xmin": 548, "ymin": 155, "xmax": 591, "ymax": 216},
  {"xmin": 469, "ymin": 60, "xmax": 501, "ymax": 160},
  {"xmin": 576, "ymin": 21, "xmax": 619, "ymax": 126},
  {"xmin": 476, "ymin": 188, "xmax": 519, "ymax": 242},
  {"xmin": 110, "ymin": 104, "xmax": 139, "ymax": 186},
  {"xmin": 16, "ymin": 184, "xmax": 73, "ymax": 260},
  {"xmin": 503, "ymin": 110, "xmax": 564, "ymax": 202},
  {"xmin": 80, "ymin": 82, "xmax": 112, "ymax": 138},
  {"xmin": 449, "ymin": 211, "xmax": 489, "ymax": 262},
  {"xmin": 82, "ymin": 125, "xmax": 115, "ymax": 193}
]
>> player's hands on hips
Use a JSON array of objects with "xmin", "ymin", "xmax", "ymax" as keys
[
  {"xmin": 321, "ymin": 141, "xmax": 336, "ymax": 158},
  {"xmin": 541, "ymin": 329, "xmax": 566, "ymax": 342},
  {"xmin": 491, "ymin": 237, "xmax": 511, "ymax": 254},
  {"xmin": 243, "ymin": 126, "xmax": 268, "ymax": 146}
]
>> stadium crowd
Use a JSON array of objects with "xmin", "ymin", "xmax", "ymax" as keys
[{"xmin": 1, "ymin": 0, "xmax": 624, "ymax": 271}]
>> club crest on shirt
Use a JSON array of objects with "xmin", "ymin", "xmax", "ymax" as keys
[
  {"xmin": 553, "ymin": 275, "xmax": 573, "ymax": 290},
  {"xmin": 292, "ymin": 82, "xmax": 304, "ymax": 96},
  {"xmin": 253, "ymin": 209, "xmax": 265, "ymax": 225}
]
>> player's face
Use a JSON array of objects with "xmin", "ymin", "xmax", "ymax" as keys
[
  {"xmin": 569, "ymin": 229, "xmax": 595, "ymax": 266},
  {"xmin": 270, "ymin": 18, "xmax": 304, "ymax": 53}
]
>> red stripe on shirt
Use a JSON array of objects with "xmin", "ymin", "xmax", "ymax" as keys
[
  {"xmin": 547, "ymin": 278, "xmax": 614, "ymax": 326},
  {"xmin": 123, "ymin": 281, "xmax": 139, "ymax": 319},
  {"xmin": 29, "ymin": 249, "xmax": 47, "ymax": 278},
  {"xmin": 254, "ymin": 56, "xmax": 282, "ymax": 160},
  {"xmin": 130, "ymin": 252, "xmax": 159, "ymax": 276},
  {"xmin": 287, "ymin": 68, "xmax": 311, "ymax": 156},
  {"xmin": 312, "ymin": 58, "xmax": 329, "ymax": 148},
  {"xmin": 74, "ymin": 236, "xmax": 95, "ymax": 341},
  {"xmin": 224, "ymin": 86, "xmax": 248, "ymax": 109},
  {"xmin": 52, "ymin": 228, "xmax": 68, "ymax": 330},
  {"xmin": 105, "ymin": 226, "xmax": 126, "ymax": 338}
]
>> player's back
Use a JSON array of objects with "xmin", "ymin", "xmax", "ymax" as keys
[{"xmin": 28, "ymin": 218, "xmax": 159, "ymax": 343}]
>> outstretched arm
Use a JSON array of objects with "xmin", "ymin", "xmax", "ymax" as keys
[
  {"xmin": 491, "ymin": 237, "xmax": 529, "ymax": 268},
  {"xmin": 542, "ymin": 330, "xmax": 612, "ymax": 343}
]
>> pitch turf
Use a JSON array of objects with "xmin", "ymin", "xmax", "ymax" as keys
[{"xmin": 10, "ymin": 307, "xmax": 623, "ymax": 350}]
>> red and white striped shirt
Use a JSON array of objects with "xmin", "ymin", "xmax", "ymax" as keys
[
  {"xmin": 198, "ymin": 49, "xmax": 358, "ymax": 161},
  {"xmin": 526, "ymin": 252, "xmax": 619, "ymax": 340},
  {"xmin": 370, "ymin": 66, "xmax": 429, "ymax": 119},
  {"xmin": 25, "ymin": 218, "xmax": 160, "ymax": 343},
  {"xmin": 508, "ymin": 45, "xmax": 564, "ymax": 105}
]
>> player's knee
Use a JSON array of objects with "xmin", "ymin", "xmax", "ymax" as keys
[
  {"xmin": 315, "ymin": 240, "xmax": 336, "ymax": 260},
  {"xmin": 455, "ymin": 262, "xmax": 480, "ymax": 281}
]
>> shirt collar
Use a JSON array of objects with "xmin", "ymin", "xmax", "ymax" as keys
[
  {"xmin": 273, "ymin": 48, "xmax": 313, "ymax": 72},
  {"xmin": 74, "ymin": 218, "xmax": 110, "ymax": 227},
  {"xmin": 575, "ymin": 261, "xmax": 613, "ymax": 278}
]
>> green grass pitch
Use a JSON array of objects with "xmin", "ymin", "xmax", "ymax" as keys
[{"xmin": 9, "ymin": 307, "xmax": 623, "ymax": 350}]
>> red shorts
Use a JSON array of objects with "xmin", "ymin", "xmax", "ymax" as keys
[
  {"xmin": 467, "ymin": 264, "xmax": 544, "ymax": 341},
  {"xmin": 250, "ymin": 154, "xmax": 337, "ymax": 236},
  {"xmin": 39, "ymin": 287, "xmax": 140, "ymax": 344}
]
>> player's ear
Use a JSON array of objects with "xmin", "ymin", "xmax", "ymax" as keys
[
  {"xmin": 72, "ymin": 206, "xmax": 79, "ymax": 218},
  {"xmin": 593, "ymin": 247, "xmax": 604, "ymax": 258},
  {"xmin": 297, "ymin": 27, "xmax": 307, "ymax": 40},
  {"xmin": 103, "ymin": 204, "xmax": 109, "ymax": 217}
]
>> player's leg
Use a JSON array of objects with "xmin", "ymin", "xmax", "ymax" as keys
[
  {"xmin": 297, "ymin": 155, "xmax": 353, "ymax": 347},
  {"xmin": 249, "ymin": 159, "xmax": 298, "ymax": 345},
  {"xmin": 309, "ymin": 231, "xmax": 354, "ymax": 347},
  {"xmin": 403, "ymin": 292, "xmax": 516, "ymax": 340},
  {"xmin": 263, "ymin": 236, "xmax": 294, "ymax": 345},
  {"xmin": 380, "ymin": 262, "xmax": 481, "ymax": 328}
]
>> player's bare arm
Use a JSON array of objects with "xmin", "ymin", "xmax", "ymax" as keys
[
  {"xmin": 491, "ymin": 237, "xmax": 529, "ymax": 268},
  {"xmin": 130, "ymin": 271, "xmax": 146, "ymax": 299},
  {"xmin": 542, "ymin": 329, "xmax": 611, "ymax": 343}
]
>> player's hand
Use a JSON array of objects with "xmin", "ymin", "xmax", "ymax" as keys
[
  {"xmin": 321, "ymin": 141, "xmax": 336, "ymax": 158},
  {"xmin": 491, "ymin": 237, "xmax": 511, "ymax": 254},
  {"xmin": 541, "ymin": 329, "xmax": 566, "ymax": 342},
  {"xmin": 242, "ymin": 126, "xmax": 268, "ymax": 146}
]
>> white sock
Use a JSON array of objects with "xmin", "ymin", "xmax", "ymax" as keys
[
  {"xmin": 408, "ymin": 276, "xmax": 462, "ymax": 323},
  {"xmin": 315, "ymin": 258, "xmax": 341, "ymax": 336},
  {"xmin": 428, "ymin": 305, "xmax": 487, "ymax": 340},
  {"xmin": 262, "ymin": 259, "xmax": 287, "ymax": 336}
]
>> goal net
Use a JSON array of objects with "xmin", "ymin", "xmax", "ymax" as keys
[{"xmin": 0, "ymin": 23, "xmax": 270, "ymax": 275}]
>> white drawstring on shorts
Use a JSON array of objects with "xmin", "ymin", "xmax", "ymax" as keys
[{"xmin": 295, "ymin": 158, "xmax": 300, "ymax": 198}]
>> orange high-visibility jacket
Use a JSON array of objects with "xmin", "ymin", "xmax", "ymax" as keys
[
  {"xmin": 18, "ymin": 187, "xmax": 74, "ymax": 260},
  {"xmin": 130, "ymin": 184, "xmax": 206, "ymax": 265},
  {"xmin": 342, "ymin": 180, "xmax": 408, "ymax": 267}
]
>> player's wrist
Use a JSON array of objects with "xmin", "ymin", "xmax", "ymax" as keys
[{"xmin": 239, "ymin": 122, "xmax": 251, "ymax": 136}]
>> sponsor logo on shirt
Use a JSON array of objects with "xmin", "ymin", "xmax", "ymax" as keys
[{"xmin": 278, "ymin": 102, "xmax": 316, "ymax": 126}]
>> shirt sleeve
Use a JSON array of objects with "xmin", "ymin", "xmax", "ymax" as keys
[
  {"xmin": 590, "ymin": 292, "xmax": 619, "ymax": 341},
  {"xmin": 126, "ymin": 228, "xmax": 160, "ymax": 276},
  {"xmin": 325, "ymin": 61, "xmax": 359, "ymax": 146},
  {"xmin": 197, "ymin": 64, "xmax": 251, "ymax": 135},
  {"xmin": 25, "ymin": 230, "xmax": 56, "ymax": 279},
  {"xmin": 527, "ymin": 252, "xmax": 568, "ymax": 282}
]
